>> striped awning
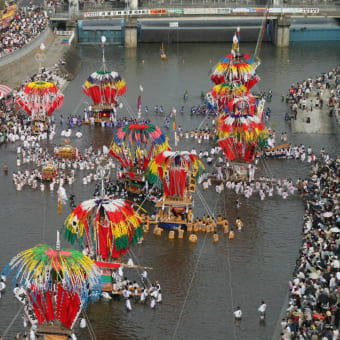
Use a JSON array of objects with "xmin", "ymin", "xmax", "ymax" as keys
[{"xmin": 0, "ymin": 84, "xmax": 12, "ymax": 99}]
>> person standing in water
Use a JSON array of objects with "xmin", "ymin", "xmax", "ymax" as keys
[
  {"xmin": 234, "ymin": 306, "xmax": 242, "ymax": 320},
  {"xmin": 258, "ymin": 300, "xmax": 267, "ymax": 320}
]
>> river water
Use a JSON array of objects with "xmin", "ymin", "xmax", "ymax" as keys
[{"xmin": 0, "ymin": 41, "xmax": 340, "ymax": 340}]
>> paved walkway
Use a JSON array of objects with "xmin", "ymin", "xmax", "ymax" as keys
[
  {"xmin": 0, "ymin": 29, "xmax": 69, "ymax": 88},
  {"xmin": 291, "ymin": 86, "xmax": 336, "ymax": 134}
]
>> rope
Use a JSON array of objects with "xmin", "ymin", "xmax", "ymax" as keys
[
  {"xmin": 82, "ymin": 310, "xmax": 97, "ymax": 340},
  {"xmin": 196, "ymin": 187, "xmax": 216, "ymax": 219},
  {"xmin": 259, "ymin": 157, "xmax": 272, "ymax": 178},
  {"xmin": 260, "ymin": 156, "xmax": 276, "ymax": 182},
  {"xmin": 226, "ymin": 246, "xmax": 237, "ymax": 340},
  {"xmin": 120, "ymin": 96, "xmax": 137, "ymax": 119},
  {"xmin": 72, "ymin": 94, "xmax": 87, "ymax": 116},
  {"xmin": 171, "ymin": 198, "xmax": 218, "ymax": 340},
  {"xmin": 222, "ymin": 189, "xmax": 237, "ymax": 340},
  {"xmin": 197, "ymin": 115, "xmax": 208, "ymax": 130},
  {"xmin": 135, "ymin": 184, "xmax": 156, "ymax": 214},
  {"xmin": 42, "ymin": 187, "xmax": 47, "ymax": 242},
  {"xmin": 1, "ymin": 304, "xmax": 24, "ymax": 338},
  {"xmin": 171, "ymin": 232, "xmax": 208, "ymax": 340},
  {"xmin": 127, "ymin": 248, "xmax": 153, "ymax": 288},
  {"xmin": 254, "ymin": 0, "xmax": 271, "ymax": 58}
]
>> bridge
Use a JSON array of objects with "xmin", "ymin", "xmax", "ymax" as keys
[{"xmin": 49, "ymin": 1, "xmax": 340, "ymax": 47}]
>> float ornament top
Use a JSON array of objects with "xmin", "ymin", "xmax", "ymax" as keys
[
  {"xmin": 63, "ymin": 197, "xmax": 143, "ymax": 259},
  {"xmin": 1, "ymin": 244, "xmax": 101, "ymax": 329},
  {"xmin": 82, "ymin": 71, "xmax": 127, "ymax": 105},
  {"xmin": 16, "ymin": 81, "xmax": 64, "ymax": 116},
  {"xmin": 210, "ymin": 27, "xmax": 261, "ymax": 88},
  {"xmin": 109, "ymin": 122, "xmax": 170, "ymax": 171}
]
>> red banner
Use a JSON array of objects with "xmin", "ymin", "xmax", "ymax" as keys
[{"xmin": 94, "ymin": 261, "xmax": 121, "ymax": 268}]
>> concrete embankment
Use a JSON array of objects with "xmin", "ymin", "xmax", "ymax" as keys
[{"xmin": 0, "ymin": 28, "xmax": 81, "ymax": 89}]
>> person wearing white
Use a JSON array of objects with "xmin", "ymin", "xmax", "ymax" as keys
[
  {"xmin": 13, "ymin": 284, "xmax": 20, "ymax": 296},
  {"xmin": 0, "ymin": 280, "xmax": 6, "ymax": 291},
  {"xmin": 157, "ymin": 290, "xmax": 162, "ymax": 303},
  {"xmin": 126, "ymin": 297, "xmax": 132, "ymax": 311},
  {"xmin": 122, "ymin": 288, "xmax": 131, "ymax": 300},
  {"xmin": 150, "ymin": 297, "xmax": 156, "ymax": 309},
  {"xmin": 155, "ymin": 281, "xmax": 161, "ymax": 291},
  {"xmin": 30, "ymin": 329, "xmax": 36, "ymax": 340},
  {"xmin": 234, "ymin": 306, "xmax": 242, "ymax": 319},
  {"xmin": 80, "ymin": 318, "xmax": 86, "ymax": 328},
  {"xmin": 141, "ymin": 269, "xmax": 147, "ymax": 283},
  {"xmin": 151, "ymin": 289, "xmax": 158, "ymax": 299},
  {"xmin": 140, "ymin": 289, "xmax": 147, "ymax": 303},
  {"xmin": 258, "ymin": 301, "xmax": 267, "ymax": 318}
]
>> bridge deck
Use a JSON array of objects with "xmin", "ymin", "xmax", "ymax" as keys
[{"xmin": 51, "ymin": 4, "xmax": 340, "ymax": 21}]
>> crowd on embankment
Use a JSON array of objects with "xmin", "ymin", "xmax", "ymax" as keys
[
  {"xmin": 0, "ymin": 7, "xmax": 48, "ymax": 58},
  {"xmin": 285, "ymin": 65, "xmax": 340, "ymax": 125},
  {"xmin": 279, "ymin": 155, "xmax": 340, "ymax": 340}
]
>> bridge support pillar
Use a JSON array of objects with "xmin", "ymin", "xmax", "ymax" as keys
[
  {"xmin": 273, "ymin": 16, "xmax": 291, "ymax": 47},
  {"xmin": 125, "ymin": 18, "xmax": 138, "ymax": 48}
]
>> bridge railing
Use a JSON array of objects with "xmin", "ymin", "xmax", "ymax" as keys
[
  {"xmin": 138, "ymin": 0, "xmax": 337, "ymax": 8},
  {"xmin": 53, "ymin": 0, "xmax": 339, "ymax": 15},
  {"xmin": 51, "ymin": 1, "xmax": 340, "ymax": 18}
]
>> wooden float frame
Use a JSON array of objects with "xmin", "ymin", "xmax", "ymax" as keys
[{"xmin": 82, "ymin": 103, "xmax": 117, "ymax": 125}]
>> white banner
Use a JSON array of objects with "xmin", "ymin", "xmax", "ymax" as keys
[
  {"xmin": 169, "ymin": 21, "xmax": 179, "ymax": 28},
  {"xmin": 82, "ymin": 7, "xmax": 319, "ymax": 18}
]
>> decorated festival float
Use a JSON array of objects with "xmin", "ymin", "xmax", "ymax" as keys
[
  {"xmin": 145, "ymin": 150, "xmax": 205, "ymax": 233},
  {"xmin": 207, "ymin": 28, "xmax": 268, "ymax": 181},
  {"xmin": 62, "ymin": 163, "xmax": 145, "ymax": 295},
  {"xmin": 54, "ymin": 140, "xmax": 81, "ymax": 161},
  {"xmin": 15, "ymin": 44, "xmax": 64, "ymax": 135},
  {"xmin": 41, "ymin": 162, "xmax": 58, "ymax": 182},
  {"xmin": 109, "ymin": 122, "xmax": 170, "ymax": 195},
  {"xmin": 82, "ymin": 36, "xmax": 127, "ymax": 125},
  {"xmin": 0, "ymin": 84, "xmax": 13, "ymax": 106},
  {"xmin": 1, "ymin": 233, "xmax": 101, "ymax": 339},
  {"xmin": 16, "ymin": 80, "xmax": 64, "ymax": 134}
]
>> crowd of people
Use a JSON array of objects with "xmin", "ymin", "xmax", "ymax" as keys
[
  {"xmin": 0, "ymin": 8, "xmax": 48, "ymax": 58},
  {"xmin": 286, "ymin": 65, "xmax": 339, "ymax": 122},
  {"xmin": 280, "ymin": 153, "xmax": 340, "ymax": 340},
  {"xmin": 12, "ymin": 141, "xmax": 118, "ymax": 191},
  {"xmin": 110, "ymin": 266, "xmax": 162, "ymax": 311}
]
